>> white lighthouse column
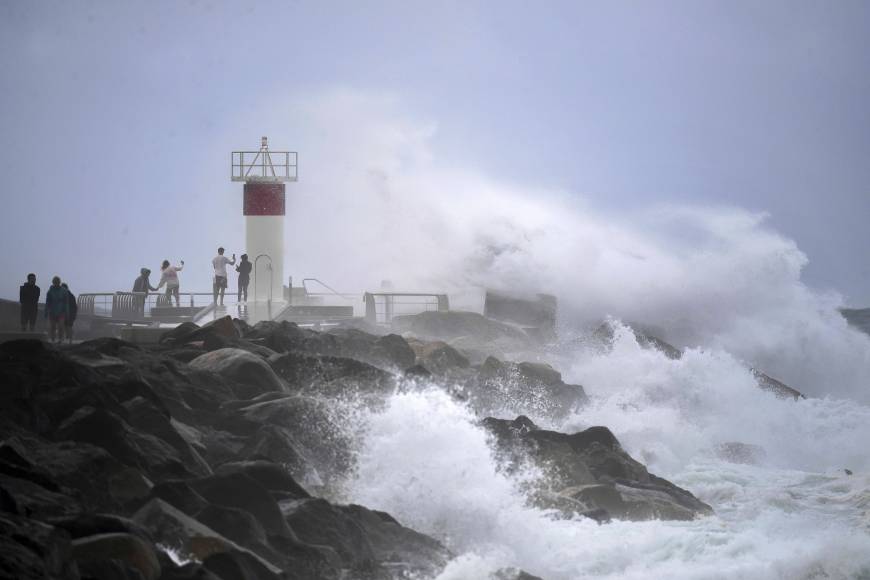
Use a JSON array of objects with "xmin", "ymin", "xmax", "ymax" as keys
[
  {"xmin": 242, "ymin": 182, "xmax": 287, "ymax": 303},
  {"xmin": 246, "ymin": 215, "xmax": 284, "ymax": 302}
]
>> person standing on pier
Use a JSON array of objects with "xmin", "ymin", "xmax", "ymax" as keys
[
  {"xmin": 212, "ymin": 247, "xmax": 235, "ymax": 306},
  {"xmin": 19, "ymin": 273, "xmax": 40, "ymax": 332},
  {"xmin": 61, "ymin": 283, "xmax": 77, "ymax": 344},
  {"xmin": 44, "ymin": 276, "xmax": 69, "ymax": 343},
  {"xmin": 157, "ymin": 260, "xmax": 184, "ymax": 307},
  {"xmin": 236, "ymin": 254, "xmax": 252, "ymax": 303}
]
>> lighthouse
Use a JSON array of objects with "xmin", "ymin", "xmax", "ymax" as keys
[{"xmin": 231, "ymin": 137, "xmax": 297, "ymax": 303}]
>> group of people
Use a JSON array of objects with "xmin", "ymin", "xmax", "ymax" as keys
[
  {"xmin": 19, "ymin": 273, "xmax": 78, "ymax": 343},
  {"xmin": 131, "ymin": 248, "xmax": 253, "ymax": 307}
]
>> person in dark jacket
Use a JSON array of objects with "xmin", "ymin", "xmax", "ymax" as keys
[
  {"xmin": 236, "ymin": 254, "xmax": 252, "ymax": 302},
  {"xmin": 44, "ymin": 276, "xmax": 69, "ymax": 343},
  {"xmin": 132, "ymin": 267, "xmax": 157, "ymax": 315},
  {"xmin": 61, "ymin": 283, "xmax": 77, "ymax": 344},
  {"xmin": 19, "ymin": 273, "xmax": 40, "ymax": 331},
  {"xmin": 133, "ymin": 268, "xmax": 158, "ymax": 294}
]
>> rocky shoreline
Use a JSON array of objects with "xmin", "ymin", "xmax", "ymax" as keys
[{"xmin": 0, "ymin": 314, "xmax": 748, "ymax": 579}]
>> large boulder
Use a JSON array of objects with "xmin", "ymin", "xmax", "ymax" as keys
[
  {"xmin": 188, "ymin": 472, "xmax": 292, "ymax": 538},
  {"xmin": 55, "ymin": 406, "xmax": 195, "ymax": 480},
  {"xmin": 71, "ymin": 532, "xmax": 161, "ymax": 580},
  {"xmin": 189, "ymin": 348, "xmax": 287, "ymax": 398},
  {"xmin": 214, "ymin": 461, "xmax": 310, "ymax": 501},
  {"xmin": 221, "ymin": 396, "xmax": 356, "ymax": 485},
  {"xmin": 0, "ymin": 513, "xmax": 78, "ymax": 580},
  {"xmin": 268, "ymin": 351, "xmax": 395, "ymax": 401},
  {"xmin": 281, "ymin": 499, "xmax": 450, "ymax": 578},
  {"xmin": 391, "ymin": 311, "xmax": 533, "ymax": 357},
  {"xmin": 406, "ymin": 339, "xmax": 470, "ymax": 376},
  {"xmin": 483, "ymin": 416, "xmax": 712, "ymax": 521},
  {"xmin": 470, "ymin": 357, "xmax": 587, "ymax": 421},
  {"xmin": 0, "ymin": 435, "xmax": 151, "ymax": 514}
]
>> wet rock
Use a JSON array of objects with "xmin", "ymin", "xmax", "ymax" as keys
[
  {"xmin": 268, "ymin": 351, "xmax": 395, "ymax": 401},
  {"xmin": 122, "ymin": 397, "xmax": 212, "ymax": 477},
  {"xmin": 471, "ymin": 357, "xmax": 587, "ymax": 420},
  {"xmin": 194, "ymin": 503, "xmax": 270, "ymax": 556},
  {"xmin": 71, "ymin": 532, "xmax": 161, "ymax": 580},
  {"xmin": 492, "ymin": 568, "xmax": 545, "ymax": 580},
  {"xmin": 132, "ymin": 498, "xmax": 281, "ymax": 571},
  {"xmin": 50, "ymin": 513, "xmax": 153, "ymax": 543},
  {"xmin": 0, "ymin": 513, "xmax": 78, "ymax": 580},
  {"xmin": 238, "ymin": 424, "xmax": 317, "ymax": 486},
  {"xmin": 214, "ymin": 461, "xmax": 310, "ymax": 500},
  {"xmin": 189, "ymin": 348, "xmax": 287, "ymax": 398},
  {"xmin": 281, "ymin": 499, "xmax": 450, "ymax": 578},
  {"xmin": 188, "ymin": 472, "xmax": 292, "ymax": 538},
  {"xmin": 324, "ymin": 329, "xmax": 416, "ymax": 370},
  {"xmin": 1, "ymin": 435, "xmax": 150, "ymax": 513},
  {"xmin": 224, "ymin": 396, "xmax": 355, "ymax": 484},
  {"xmin": 338, "ymin": 504, "xmax": 450, "ymax": 577},
  {"xmin": 281, "ymin": 497, "xmax": 377, "ymax": 572},
  {"xmin": 406, "ymin": 339, "xmax": 470, "ymax": 375},
  {"xmin": 55, "ymin": 406, "xmax": 195, "ymax": 480},
  {"xmin": 483, "ymin": 416, "xmax": 712, "ymax": 521},
  {"xmin": 751, "ymin": 369, "xmax": 805, "ymax": 400},
  {"xmin": 147, "ymin": 480, "xmax": 210, "ymax": 516},
  {"xmin": 391, "ymin": 311, "xmax": 533, "ymax": 355},
  {"xmin": 202, "ymin": 549, "xmax": 285, "ymax": 580}
]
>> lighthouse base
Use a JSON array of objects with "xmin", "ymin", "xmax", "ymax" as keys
[{"xmin": 245, "ymin": 215, "xmax": 284, "ymax": 302}]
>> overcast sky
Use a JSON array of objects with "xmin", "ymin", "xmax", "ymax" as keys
[{"xmin": 1, "ymin": 0, "xmax": 869, "ymax": 304}]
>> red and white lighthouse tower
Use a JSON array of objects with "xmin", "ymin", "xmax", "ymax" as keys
[{"xmin": 232, "ymin": 137, "xmax": 297, "ymax": 303}]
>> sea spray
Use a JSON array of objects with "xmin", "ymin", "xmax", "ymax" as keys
[{"xmin": 347, "ymin": 370, "xmax": 870, "ymax": 578}]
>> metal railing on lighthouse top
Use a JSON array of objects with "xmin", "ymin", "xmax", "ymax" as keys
[{"xmin": 231, "ymin": 136, "xmax": 298, "ymax": 183}]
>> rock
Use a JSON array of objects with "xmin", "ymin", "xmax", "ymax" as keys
[
  {"xmin": 202, "ymin": 549, "xmax": 285, "ymax": 580},
  {"xmin": 338, "ymin": 504, "xmax": 450, "ymax": 576},
  {"xmin": 482, "ymin": 417, "xmax": 712, "ymax": 521},
  {"xmin": 189, "ymin": 348, "xmax": 287, "ymax": 398},
  {"xmin": 471, "ymin": 357, "xmax": 587, "ymax": 420},
  {"xmin": 122, "ymin": 397, "xmax": 212, "ymax": 477},
  {"xmin": 55, "ymin": 406, "xmax": 195, "ymax": 480},
  {"xmin": 159, "ymin": 322, "xmax": 202, "ymax": 346},
  {"xmin": 492, "ymin": 568, "xmax": 545, "ymax": 580},
  {"xmin": 714, "ymin": 442, "xmax": 767, "ymax": 465},
  {"xmin": 391, "ymin": 311, "xmax": 532, "ymax": 354},
  {"xmin": 406, "ymin": 339, "xmax": 470, "ymax": 375},
  {"xmin": 50, "ymin": 513, "xmax": 153, "ymax": 543},
  {"xmin": 0, "ymin": 513, "xmax": 78, "ymax": 580},
  {"xmin": 214, "ymin": 461, "xmax": 310, "ymax": 500},
  {"xmin": 188, "ymin": 472, "xmax": 292, "ymax": 538},
  {"xmin": 751, "ymin": 369, "xmax": 805, "ymax": 400},
  {"xmin": 147, "ymin": 480, "xmax": 210, "ymax": 516},
  {"xmin": 226, "ymin": 396, "xmax": 355, "ymax": 485},
  {"xmin": 1, "ymin": 435, "xmax": 150, "ymax": 513},
  {"xmin": 71, "ymin": 532, "xmax": 161, "ymax": 580},
  {"xmin": 268, "ymin": 351, "xmax": 395, "ymax": 401},
  {"xmin": 280, "ymin": 498, "xmax": 377, "ymax": 572},
  {"xmin": 194, "ymin": 503, "xmax": 270, "ymax": 555},
  {"xmin": 132, "ymin": 498, "xmax": 282, "ymax": 573},
  {"xmin": 239, "ymin": 425, "xmax": 321, "ymax": 489},
  {"xmin": 281, "ymin": 499, "xmax": 450, "ymax": 578},
  {"xmin": 324, "ymin": 329, "xmax": 416, "ymax": 370}
]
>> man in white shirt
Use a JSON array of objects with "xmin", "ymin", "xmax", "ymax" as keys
[{"xmin": 212, "ymin": 247, "xmax": 236, "ymax": 306}]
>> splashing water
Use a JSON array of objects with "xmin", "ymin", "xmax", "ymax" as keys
[{"xmin": 347, "ymin": 334, "xmax": 870, "ymax": 579}]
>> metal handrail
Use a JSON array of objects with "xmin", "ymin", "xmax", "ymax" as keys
[
  {"xmin": 301, "ymin": 278, "xmax": 356, "ymax": 300},
  {"xmin": 254, "ymin": 254, "xmax": 273, "ymax": 304}
]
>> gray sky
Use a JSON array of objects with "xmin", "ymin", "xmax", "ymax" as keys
[{"xmin": 2, "ymin": 0, "xmax": 869, "ymax": 304}]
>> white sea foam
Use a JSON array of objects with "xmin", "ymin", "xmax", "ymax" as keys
[{"xmin": 348, "ymin": 366, "xmax": 870, "ymax": 579}]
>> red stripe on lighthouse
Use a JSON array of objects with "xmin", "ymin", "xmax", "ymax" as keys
[{"xmin": 243, "ymin": 183, "xmax": 286, "ymax": 216}]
